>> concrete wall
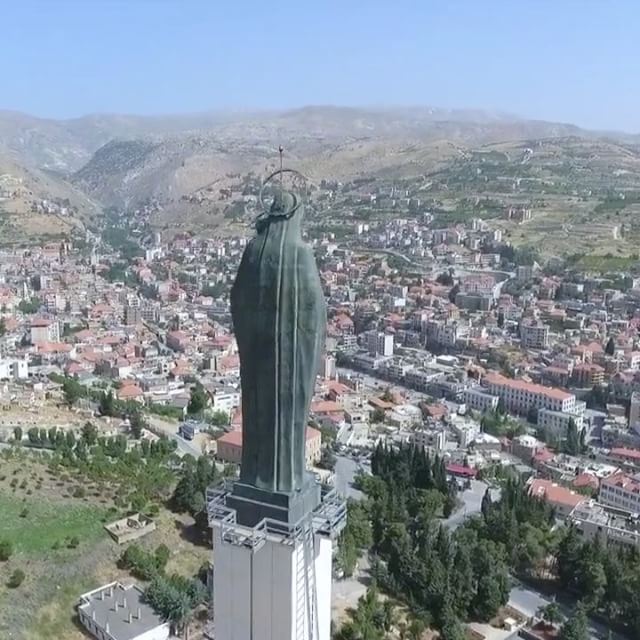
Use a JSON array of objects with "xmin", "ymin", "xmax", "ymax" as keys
[{"xmin": 212, "ymin": 524, "xmax": 333, "ymax": 640}]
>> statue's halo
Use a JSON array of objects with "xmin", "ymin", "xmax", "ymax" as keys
[{"xmin": 258, "ymin": 168, "xmax": 308, "ymax": 218}]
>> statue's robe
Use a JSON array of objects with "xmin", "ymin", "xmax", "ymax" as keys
[{"xmin": 230, "ymin": 195, "xmax": 326, "ymax": 494}]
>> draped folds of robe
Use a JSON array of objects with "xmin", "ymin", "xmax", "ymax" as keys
[{"xmin": 230, "ymin": 192, "xmax": 326, "ymax": 494}]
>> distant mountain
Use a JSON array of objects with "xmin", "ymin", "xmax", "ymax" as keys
[
  {"xmin": 0, "ymin": 106, "xmax": 612, "ymax": 174},
  {"xmin": 1, "ymin": 105, "xmax": 640, "ymax": 243}
]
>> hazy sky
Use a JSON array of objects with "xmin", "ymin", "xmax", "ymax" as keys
[{"xmin": 2, "ymin": 1, "xmax": 638, "ymax": 132}]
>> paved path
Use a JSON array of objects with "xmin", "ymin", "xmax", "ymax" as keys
[
  {"xmin": 147, "ymin": 415, "xmax": 202, "ymax": 458},
  {"xmin": 334, "ymin": 455, "xmax": 364, "ymax": 500},
  {"xmin": 509, "ymin": 579, "xmax": 626, "ymax": 640}
]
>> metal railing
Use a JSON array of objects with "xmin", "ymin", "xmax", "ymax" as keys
[{"xmin": 206, "ymin": 481, "xmax": 347, "ymax": 550}]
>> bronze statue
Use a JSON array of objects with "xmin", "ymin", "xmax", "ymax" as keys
[{"xmin": 231, "ymin": 171, "xmax": 326, "ymax": 496}]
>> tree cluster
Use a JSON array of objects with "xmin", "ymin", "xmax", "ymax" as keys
[
  {"xmin": 172, "ymin": 455, "xmax": 219, "ymax": 537},
  {"xmin": 187, "ymin": 383, "xmax": 209, "ymax": 416},
  {"xmin": 145, "ymin": 573, "xmax": 208, "ymax": 635},
  {"xmin": 351, "ymin": 443, "xmax": 506, "ymax": 633},
  {"xmin": 119, "ymin": 543, "xmax": 171, "ymax": 581},
  {"xmin": 555, "ymin": 526, "xmax": 640, "ymax": 636}
]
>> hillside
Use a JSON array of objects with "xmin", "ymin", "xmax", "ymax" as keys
[
  {"xmin": 3, "ymin": 106, "xmax": 640, "ymax": 253},
  {"xmin": 0, "ymin": 154, "xmax": 99, "ymax": 244},
  {"xmin": 0, "ymin": 106, "xmax": 610, "ymax": 174}
]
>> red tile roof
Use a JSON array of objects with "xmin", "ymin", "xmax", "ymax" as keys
[
  {"xmin": 485, "ymin": 373, "xmax": 572, "ymax": 401},
  {"xmin": 528, "ymin": 479, "xmax": 584, "ymax": 509}
]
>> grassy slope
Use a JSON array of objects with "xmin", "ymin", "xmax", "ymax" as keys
[{"xmin": 0, "ymin": 493, "xmax": 108, "ymax": 553}]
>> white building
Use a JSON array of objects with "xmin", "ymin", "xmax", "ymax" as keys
[
  {"xmin": 483, "ymin": 373, "xmax": 576, "ymax": 415},
  {"xmin": 600, "ymin": 472, "xmax": 640, "ymax": 514},
  {"xmin": 211, "ymin": 387, "xmax": 240, "ymax": 414},
  {"xmin": 366, "ymin": 331, "xmax": 394, "ymax": 357},
  {"xmin": 413, "ymin": 427, "xmax": 446, "ymax": 451},
  {"xmin": 538, "ymin": 408, "xmax": 584, "ymax": 440},
  {"xmin": 0, "ymin": 358, "xmax": 28, "ymax": 380},
  {"xmin": 208, "ymin": 483, "xmax": 346, "ymax": 640},
  {"xmin": 425, "ymin": 320, "xmax": 458, "ymax": 347},
  {"xmin": 462, "ymin": 388, "xmax": 499, "ymax": 413},
  {"xmin": 520, "ymin": 322, "xmax": 550, "ymax": 349},
  {"xmin": 569, "ymin": 500, "xmax": 640, "ymax": 549},
  {"xmin": 30, "ymin": 318, "xmax": 60, "ymax": 344},
  {"xmin": 630, "ymin": 391, "xmax": 640, "ymax": 434},
  {"xmin": 449, "ymin": 416, "xmax": 481, "ymax": 448},
  {"xmin": 77, "ymin": 582, "xmax": 170, "ymax": 640},
  {"xmin": 319, "ymin": 354, "xmax": 336, "ymax": 380}
]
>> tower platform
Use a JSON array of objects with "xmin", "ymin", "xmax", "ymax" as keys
[{"xmin": 207, "ymin": 479, "xmax": 347, "ymax": 640}]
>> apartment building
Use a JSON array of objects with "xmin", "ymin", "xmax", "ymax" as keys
[
  {"xmin": 0, "ymin": 357, "xmax": 28, "ymax": 380},
  {"xmin": 462, "ymin": 387, "xmax": 499, "ymax": 413},
  {"xmin": 365, "ymin": 331, "xmax": 394, "ymax": 357},
  {"xmin": 30, "ymin": 318, "xmax": 60, "ymax": 344},
  {"xmin": 538, "ymin": 408, "xmax": 584, "ymax": 440},
  {"xmin": 520, "ymin": 322, "xmax": 550, "ymax": 349},
  {"xmin": 600, "ymin": 472, "xmax": 640, "ymax": 514},
  {"xmin": 483, "ymin": 373, "xmax": 576, "ymax": 415},
  {"xmin": 569, "ymin": 500, "xmax": 640, "ymax": 549}
]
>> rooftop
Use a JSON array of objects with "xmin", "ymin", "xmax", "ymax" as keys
[
  {"xmin": 528, "ymin": 478, "xmax": 585, "ymax": 509},
  {"xmin": 484, "ymin": 372, "xmax": 573, "ymax": 401},
  {"xmin": 78, "ymin": 582, "xmax": 166, "ymax": 640}
]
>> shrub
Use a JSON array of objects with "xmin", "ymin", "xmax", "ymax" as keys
[
  {"xmin": 67, "ymin": 536, "xmax": 80, "ymax": 549},
  {"xmin": 73, "ymin": 486, "xmax": 86, "ymax": 498},
  {"xmin": 154, "ymin": 544, "xmax": 170, "ymax": 569},
  {"xmin": 7, "ymin": 569, "xmax": 25, "ymax": 588},
  {"xmin": 0, "ymin": 540, "xmax": 13, "ymax": 561}
]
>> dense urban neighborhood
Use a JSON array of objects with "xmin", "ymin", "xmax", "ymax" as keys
[{"xmin": 1, "ymin": 185, "xmax": 640, "ymax": 640}]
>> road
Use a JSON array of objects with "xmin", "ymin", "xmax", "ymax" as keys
[
  {"xmin": 334, "ymin": 455, "xmax": 364, "ymax": 500},
  {"xmin": 146, "ymin": 415, "xmax": 202, "ymax": 458},
  {"xmin": 509, "ymin": 578, "xmax": 626, "ymax": 640},
  {"xmin": 443, "ymin": 479, "xmax": 496, "ymax": 529}
]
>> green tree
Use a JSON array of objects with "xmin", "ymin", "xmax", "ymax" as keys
[
  {"xmin": 538, "ymin": 602, "xmax": 563, "ymax": 626},
  {"xmin": 81, "ymin": 421, "xmax": 98, "ymax": 445},
  {"xmin": 187, "ymin": 383, "xmax": 208, "ymax": 416},
  {"xmin": 208, "ymin": 410, "xmax": 229, "ymax": 427},
  {"xmin": 559, "ymin": 603, "xmax": 588, "ymax": 640},
  {"xmin": 380, "ymin": 387, "xmax": 394, "ymax": 403},
  {"xmin": 130, "ymin": 410, "xmax": 147, "ymax": 439},
  {"xmin": 13, "ymin": 426, "xmax": 22, "ymax": 443},
  {"xmin": 481, "ymin": 487, "xmax": 492, "ymax": 520},
  {"xmin": 0, "ymin": 317, "xmax": 6, "ymax": 336},
  {"xmin": 436, "ymin": 272, "xmax": 454, "ymax": 286},
  {"xmin": 448, "ymin": 283, "xmax": 460, "ymax": 304},
  {"xmin": 99, "ymin": 390, "xmax": 116, "ymax": 417},
  {"xmin": 18, "ymin": 297, "xmax": 40, "ymax": 314},
  {"xmin": 605, "ymin": 337, "xmax": 615, "ymax": 356},
  {"xmin": 564, "ymin": 419, "xmax": 580, "ymax": 455},
  {"xmin": 62, "ymin": 377, "xmax": 83, "ymax": 408}
]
